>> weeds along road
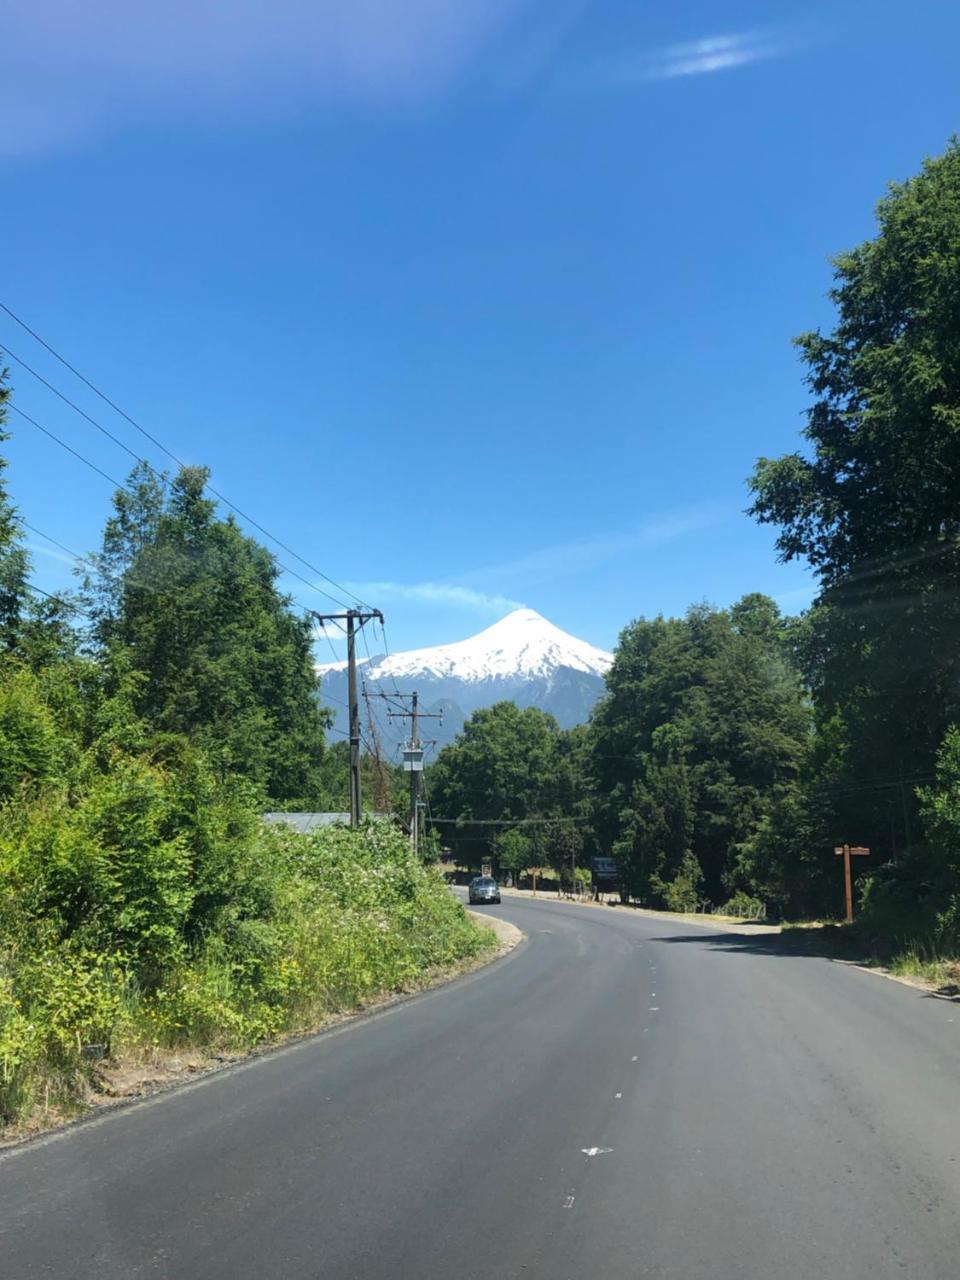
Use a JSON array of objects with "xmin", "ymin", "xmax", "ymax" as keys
[{"xmin": 3, "ymin": 894, "xmax": 960, "ymax": 1279}]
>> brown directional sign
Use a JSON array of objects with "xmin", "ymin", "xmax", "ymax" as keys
[{"xmin": 834, "ymin": 844, "xmax": 870, "ymax": 923}]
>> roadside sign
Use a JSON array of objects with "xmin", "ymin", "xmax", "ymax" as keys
[
  {"xmin": 834, "ymin": 843, "xmax": 870, "ymax": 922},
  {"xmin": 481, "ymin": 863, "xmax": 492, "ymax": 878}
]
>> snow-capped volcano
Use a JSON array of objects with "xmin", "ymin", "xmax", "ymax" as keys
[
  {"xmin": 316, "ymin": 609, "xmax": 613, "ymax": 748},
  {"xmin": 317, "ymin": 609, "xmax": 611, "ymax": 683}
]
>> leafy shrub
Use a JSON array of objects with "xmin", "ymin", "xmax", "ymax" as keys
[
  {"xmin": 719, "ymin": 891, "xmax": 766, "ymax": 920},
  {"xmin": 1, "ymin": 760, "xmax": 489, "ymax": 1126},
  {"xmin": 0, "ymin": 667, "xmax": 66, "ymax": 799},
  {"xmin": 653, "ymin": 850, "xmax": 704, "ymax": 912}
]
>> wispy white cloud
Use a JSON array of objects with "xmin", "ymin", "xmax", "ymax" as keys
[
  {"xmin": 3, "ymin": 8, "xmax": 805, "ymax": 155},
  {"xmin": 774, "ymin": 582, "xmax": 818, "ymax": 611},
  {"xmin": 291, "ymin": 505, "xmax": 726, "ymax": 626},
  {"xmin": 349, "ymin": 581, "xmax": 525, "ymax": 613},
  {"xmin": 458, "ymin": 503, "xmax": 730, "ymax": 590},
  {"xmin": 25, "ymin": 542, "xmax": 80, "ymax": 569},
  {"xmin": 599, "ymin": 29, "xmax": 790, "ymax": 87},
  {"xmin": 2, "ymin": 0, "xmax": 537, "ymax": 154}
]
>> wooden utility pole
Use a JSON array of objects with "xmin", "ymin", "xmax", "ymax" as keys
[
  {"xmin": 346, "ymin": 612, "xmax": 361, "ymax": 827},
  {"xmin": 311, "ymin": 608, "xmax": 383, "ymax": 828},
  {"xmin": 834, "ymin": 844, "xmax": 870, "ymax": 923},
  {"xmin": 408, "ymin": 692, "xmax": 420, "ymax": 855},
  {"xmin": 368, "ymin": 690, "xmax": 442, "ymax": 852}
]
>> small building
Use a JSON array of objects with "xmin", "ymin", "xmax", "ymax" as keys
[{"xmin": 262, "ymin": 812, "xmax": 404, "ymax": 834}]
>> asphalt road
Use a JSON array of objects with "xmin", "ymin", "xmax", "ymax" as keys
[{"xmin": 3, "ymin": 894, "xmax": 960, "ymax": 1279}]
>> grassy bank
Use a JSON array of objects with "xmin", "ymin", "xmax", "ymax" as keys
[
  {"xmin": 1, "ymin": 807, "xmax": 493, "ymax": 1136},
  {"xmin": 775, "ymin": 920, "xmax": 960, "ymax": 995}
]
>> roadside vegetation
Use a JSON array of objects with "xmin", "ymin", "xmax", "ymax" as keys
[
  {"xmin": 430, "ymin": 140, "xmax": 960, "ymax": 980},
  {"xmin": 0, "ymin": 400, "xmax": 489, "ymax": 1134},
  {"xmin": 3, "ymin": 138, "xmax": 960, "ymax": 1131}
]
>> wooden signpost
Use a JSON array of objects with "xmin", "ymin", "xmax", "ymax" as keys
[
  {"xmin": 531, "ymin": 867, "xmax": 541, "ymax": 897},
  {"xmin": 834, "ymin": 844, "xmax": 870, "ymax": 923}
]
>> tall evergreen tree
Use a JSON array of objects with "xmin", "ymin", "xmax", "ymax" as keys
[
  {"xmin": 749, "ymin": 140, "xmax": 960, "ymax": 856},
  {"xmin": 88, "ymin": 464, "xmax": 328, "ymax": 802},
  {"xmin": 0, "ymin": 369, "xmax": 29, "ymax": 654}
]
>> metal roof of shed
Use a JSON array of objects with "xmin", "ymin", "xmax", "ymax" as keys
[{"xmin": 262, "ymin": 812, "xmax": 393, "ymax": 833}]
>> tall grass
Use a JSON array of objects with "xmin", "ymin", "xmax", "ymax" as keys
[{"xmin": 0, "ymin": 808, "xmax": 491, "ymax": 1131}]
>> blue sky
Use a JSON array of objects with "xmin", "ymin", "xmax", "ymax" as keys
[{"xmin": 3, "ymin": 0, "xmax": 958, "ymax": 659}]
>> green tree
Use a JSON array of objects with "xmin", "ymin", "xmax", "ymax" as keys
[
  {"xmin": 88, "ymin": 465, "xmax": 329, "ymax": 802},
  {"xmin": 491, "ymin": 826, "xmax": 532, "ymax": 885},
  {"xmin": 0, "ymin": 369, "xmax": 28, "ymax": 654},
  {"xmin": 429, "ymin": 702, "xmax": 566, "ymax": 869},
  {"xmin": 0, "ymin": 668, "xmax": 66, "ymax": 799},
  {"xmin": 913, "ymin": 725, "xmax": 960, "ymax": 948},
  {"xmin": 84, "ymin": 461, "xmax": 165, "ymax": 634},
  {"xmin": 605, "ymin": 725, "xmax": 696, "ymax": 902},
  {"xmin": 749, "ymin": 139, "xmax": 960, "ymax": 858},
  {"xmin": 310, "ymin": 739, "xmax": 405, "ymax": 816},
  {"xmin": 590, "ymin": 596, "xmax": 809, "ymax": 905}
]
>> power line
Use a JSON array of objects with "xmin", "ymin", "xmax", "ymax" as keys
[
  {"xmin": 25, "ymin": 580, "xmax": 65, "ymax": 603},
  {"xmin": 359, "ymin": 617, "xmax": 374, "ymax": 664},
  {"xmin": 10, "ymin": 404, "xmax": 126, "ymax": 490},
  {"xmin": 24, "ymin": 579, "xmax": 91, "ymax": 618},
  {"xmin": 419, "ymin": 763, "xmax": 435, "ymax": 832},
  {"xmin": 378, "ymin": 618, "xmax": 403, "ymax": 695},
  {"xmin": 12, "ymin": 391, "xmax": 351, "ymax": 610},
  {"xmin": 22, "ymin": 520, "xmax": 87, "ymax": 565},
  {"xmin": 2, "ymin": 344, "xmax": 145, "ymax": 467},
  {"xmin": 426, "ymin": 815, "xmax": 591, "ymax": 826},
  {"xmin": 11, "ymin": 402, "xmax": 338, "ymax": 617},
  {"xmin": 310, "ymin": 608, "xmax": 383, "ymax": 827},
  {"xmin": 314, "ymin": 617, "xmax": 346, "ymax": 666},
  {"xmin": 0, "ymin": 300, "xmax": 373, "ymax": 611}
]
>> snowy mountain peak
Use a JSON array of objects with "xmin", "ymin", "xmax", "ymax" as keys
[
  {"xmin": 316, "ymin": 609, "xmax": 612, "ymax": 744},
  {"xmin": 317, "ymin": 609, "xmax": 613, "ymax": 684}
]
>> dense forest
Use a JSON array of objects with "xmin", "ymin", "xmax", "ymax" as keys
[{"xmin": 430, "ymin": 141, "xmax": 960, "ymax": 950}]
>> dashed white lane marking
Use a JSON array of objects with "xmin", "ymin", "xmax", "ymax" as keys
[
  {"xmin": 615, "ymin": 1092, "xmax": 622, "ymax": 1099},
  {"xmin": 581, "ymin": 1147, "xmax": 613, "ymax": 1158},
  {"xmin": 563, "ymin": 1196, "xmax": 576, "ymax": 1209},
  {"xmin": 631, "ymin": 1055, "xmax": 638, "ymax": 1061}
]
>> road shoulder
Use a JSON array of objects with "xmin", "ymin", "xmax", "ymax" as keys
[
  {"xmin": 1, "ymin": 914, "xmax": 519, "ymax": 1152},
  {"xmin": 466, "ymin": 908, "xmax": 522, "ymax": 952}
]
